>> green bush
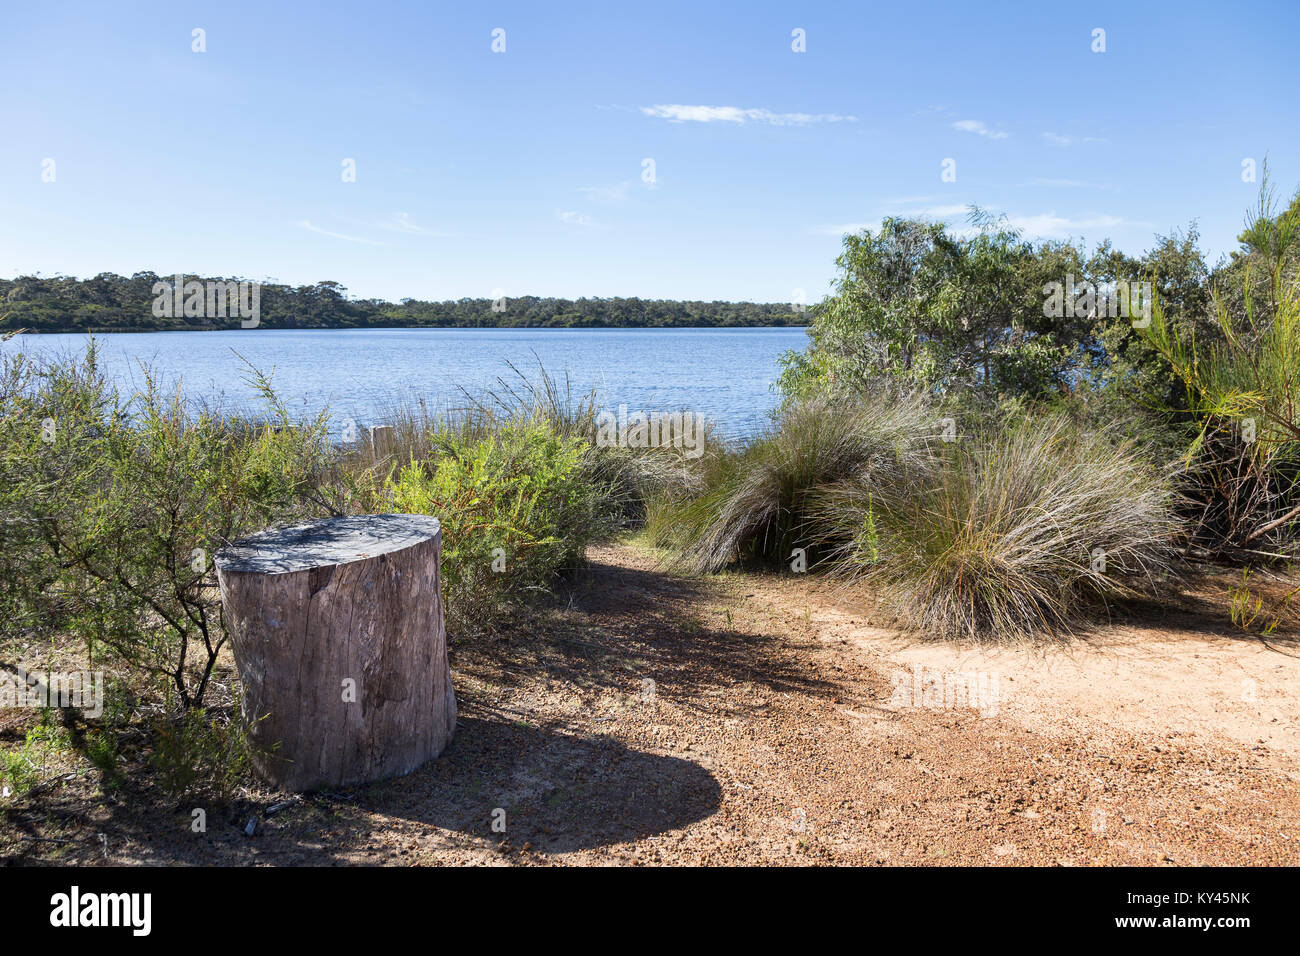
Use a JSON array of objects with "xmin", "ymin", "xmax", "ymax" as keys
[
  {"xmin": 0, "ymin": 342, "xmax": 110, "ymax": 642},
  {"xmin": 51, "ymin": 382, "xmax": 329, "ymax": 706},
  {"xmin": 777, "ymin": 214, "xmax": 1092, "ymax": 401},
  {"xmin": 644, "ymin": 392, "xmax": 933, "ymax": 572},
  {"xmin": 0, "ymin": 343, "xmax": 637, "ymax": 798},
  {"xmin": 0, "ymin": 343, "xmax": 332, "ymax": 708},
  {"xmin": 1141, "ymin": 243, "xmax": 1300, "ymax": 556},
  {"xmin": 385, "ymin": 420, "xmax": 612, "ymax": 636},
  {"xmin": 0, "ymin": 713, "xmax": 71, "ymax": 798},
  {"xmin": 809, "ymin": 415, "xmax": 1180, "ymax": 640},
  {"xmin": 148, "ymin": 708, "xmax": 252, "ymax": 803}
]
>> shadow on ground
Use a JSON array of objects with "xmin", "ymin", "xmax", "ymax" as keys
[
  {"xmin": 4, "ymin": 545, "xmax": 850, "ymax": 864},
  {"xmin": 3, "ymin": 709, "xmax": 722, "ymax": 864},
  {"xmin": 1102, "ymin": 570, "xmax": 1300, "ymax": 650},
  {"xmin": 451, "ymin": 554, "xmax": 844, "ymax": 712},
  {"xmin": 358, "ymin": 708, "xmax": 722, "ymax": 854}
]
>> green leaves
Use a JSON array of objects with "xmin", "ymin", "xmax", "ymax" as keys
[
  {"xmin": 1135, "ymin": 183, "xmax": 1300, "ymax": 553},
  {"xmin": 0, "ymin": 344, "xmax": 332, "ymax": 708},
  {"xmin": 384, "ymin": 420, "xmax": 605, "ymax": 637},
  {"xmin": 780, "ymin": 214, "xmax": 1090, "ymax": 401}
]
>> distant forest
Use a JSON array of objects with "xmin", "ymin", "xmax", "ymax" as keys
[{"xmin": 0, "ymin": 273, "xmax": 805, "ymax": 332}]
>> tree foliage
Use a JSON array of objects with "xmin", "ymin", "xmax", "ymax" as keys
[
  {"xmin": 778, "ymin": 211, "xmax": 1092, "ymax": 401},
  {"xmin": 0, "ymin": 274, "xmax": 803, "ymax": 332}
]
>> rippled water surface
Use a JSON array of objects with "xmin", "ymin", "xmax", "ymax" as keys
[{"xmin": 11, "ymin": 327, "xmax": 809, "ymax": 437}]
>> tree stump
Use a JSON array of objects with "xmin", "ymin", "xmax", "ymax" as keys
[{"xmin": 215, "ymin": 514, "xmax": 456, "ymax": 791}]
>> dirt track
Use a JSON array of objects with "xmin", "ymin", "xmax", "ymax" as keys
[{"xmin": 5, "ymin": 541, "xmax": 1298, "ymax": 865}]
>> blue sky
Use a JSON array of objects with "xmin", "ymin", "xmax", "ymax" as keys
[{"xmin": 2, "ymin": 0, "xmax": 1297, "ymax": 304}]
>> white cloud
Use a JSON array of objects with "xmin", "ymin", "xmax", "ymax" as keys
[
  {"xmin": 297, "ymin": 220, "xmax": 384, "ymax": 245},
  {"xmin": 814, "ymin": 205, "xmax": 971, "ymax": 235},
  {"xmin": 641, "ymin": 104, "xmax": 857, "ymax": 125},
  {"xmin": 952, "ymin": 119, "xmax": 1009, "ymax": 139},
  {"xmin": 817, "ymin": 206, "xmax": 1148, "ymax": 241},
  {"xmin": 1042, "ymin": 132, "xmax": 1106, "ymax": 147},
  {"xmin": 1000, "ymin": 212, "xmax": 1149, "ymax": 239},
  {"xmin": 557, "ymin": 210, "xmax": 599, "ymax": 228},
  {"xmin": 909, "ymin": 204, "xmax": 971, "ymax": 218},
  {"xmin": 880, "ymin": 203, "xmax": 971, "ymax": 221}
]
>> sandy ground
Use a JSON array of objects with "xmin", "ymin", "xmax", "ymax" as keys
[
  {"xmin": 3, "ymin": 541, "xmax": 1298, "ymax": 866},
  {"xmin": 781, "ymin": 566, "xmax": 1300, "ymax": 772}
]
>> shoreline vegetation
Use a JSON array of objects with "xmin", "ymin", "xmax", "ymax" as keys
[
  {"xmin": 0, "ymin": 273, "xmax": 805, "ymax": 333},
  {"xmin": 5, "ymin": 323, "xmax": 811, "ymax": 335}
]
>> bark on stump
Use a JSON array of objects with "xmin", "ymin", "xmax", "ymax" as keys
[{"xmin": 215, "ymin": 514, "xmax": 456, "ymax": 791}]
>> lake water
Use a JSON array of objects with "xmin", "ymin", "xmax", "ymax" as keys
[{"xmin": 8, "ymin": 327, "xmax": 809, "ymax": 437}]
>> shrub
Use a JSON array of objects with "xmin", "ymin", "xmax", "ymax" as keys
[
  {"xmin": 384, "ymin": 419, "xmax": 611, "ymax": 636},
  {"xmin": 1136, "ymin": 177, "xmax": 1300, "ymax": 558},
  {"xmin": 0, "ymin": 343, "xmax": 111, "ymax": 643},
  {"xmin": 0, "ymin": 713, "xmax": 71, "ymax": 798},
  {"xmin": 148, "ymin": 708, "xmax": 252, "ymax": 803},
  {"xmin": 61, "ymin": 386, "xmax": 329, "ymax": 705},
  {"xmin": 810, "ymin": 415, "xmax": 1181, "ymax": 641},
  {"xmin": 644, "ymin": 392, "xmax": 933, "ymax": 572},
  {"xmin": 0, "ymin": 345, "xmax": 333, "ymax": 708},
  {"xmin": 1141, "ymin": 273, "xmax": 1300, "ymax": 557},
  {"xmin": 777, "ymin": 214, "xmax": 1092, "ymax": 401}
]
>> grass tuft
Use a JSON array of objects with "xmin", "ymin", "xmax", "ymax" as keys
[{"xmin": 810, "ymin": 414, "xmax": 1182, "ymax": 640}]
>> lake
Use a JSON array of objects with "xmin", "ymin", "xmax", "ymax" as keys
[{"xmin": 7, "ymin": 327, "xmax": 809, "ymax": 438}]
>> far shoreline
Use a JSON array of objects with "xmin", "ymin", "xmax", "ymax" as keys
[{"xmin": 9, "ymin": 324, "xmax": 811, "ymax": 334}]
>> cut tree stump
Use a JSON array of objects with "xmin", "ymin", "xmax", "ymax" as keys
[{"xmin": 215, "ymin": 514, "xmax": 456, "ymax": 791}]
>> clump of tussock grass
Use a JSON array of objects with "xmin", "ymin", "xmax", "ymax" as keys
[
  {"xmin": 809, "ymin": 414, "xmax": 1182, "ymax": 641},
  {"xmin": 468, "ymin": 358, "xmax": 602, "ymax": 439},
  {"xmin": 644, "ymin": 390, "xmax": 935, "ymax": 572},
  {"xmin": 461, "ymin": 358, "xmax": 730, "ymax": 525}
]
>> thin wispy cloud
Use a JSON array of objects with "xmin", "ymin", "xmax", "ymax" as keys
[
  {"xmin": 952, "ymin": 119, "xmax": 1009, "ymax": 139},
  {"xmin": 379, "ymin": 212, "xmax": 450, "ymax": 236},
  {"xmin": 816, "ymin": 205, "xmax": 1146, "ymax": 240},
  {"xmin": 641, "ymin": 104, "xmax": 857, "ymax": 125},
  {"xmin": 814, "ymin": 204, "xmax": 972, "ymax": 235},
  {"xmin": 814, "ymin": 222, "xmax": 875, "ymax": 236},
  {"xmin": 1001, "ymin": 212, "xmax": 1150, "ymax": 239},
  {"xmin": 905, "ymin": 203, "xmax": 971, "ymax": 218},
  {"xmin": 557, "ymin": 210, "xmax": 600, "ymax": 228},
  {"xmin": 298, "ymin": 220, "xmax": 384, "ymax": 245},
  {"xmin": 1042, "ymin": 132, "xmax": 1106, "ymax": 147},
  {"xmin": 331, "ymin": 212, "xmax": 455, "ymax": 238}
]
